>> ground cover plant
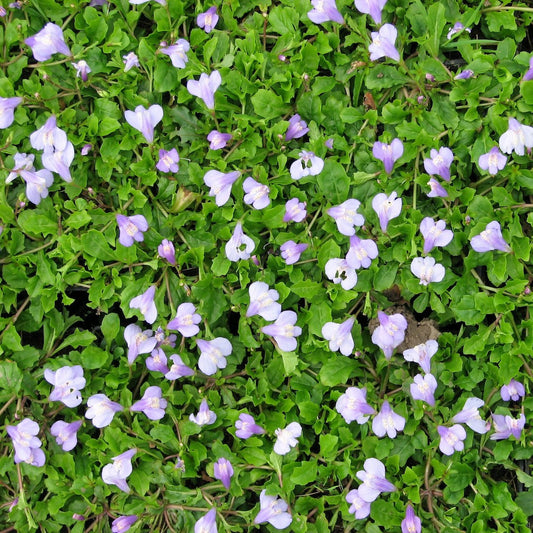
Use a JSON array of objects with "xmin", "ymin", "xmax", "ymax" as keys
[{"xmin": 1, "ymin": 0, "xmax": 533, "ymax": 531}]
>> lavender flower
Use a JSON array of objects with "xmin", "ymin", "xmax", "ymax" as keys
[
  {"xmin": 30, "ymin": 115, "xmax": 68, "ymax": 153},
  {"xmin": 401, "ymin": 505, "xmax": 421, "ymax": 533},
  {"xmin": 280, "ymin": 240, "xmax": 308, "ymax": 265},
  {"xmin": 123, "ymin": 52, "xmax": 140, "ymax": 72},
  {"xmin": 112, "ymin": 516, "xmax": 138, "ymax": 533},
  {"xmin": 372, "ymin": 401, "xmax": 405, "ymax": 438},
  {"xmin": 157, "ymin": 238, "xmax": 176, "ymax": 265},
  {"xmin": 500, "ymin": 380, "xmax": 525, "ymax": 402},
  {"xmin": 369, "ymin": 24, "xmax": 400, "ymax": 62},
  {"xmin": 0, "ymin": 96, "xmax": 22, "ymax": 129},
  {"xmin": 372, "ymin": 192, "xmax": 402, "ymax": 232},
  {"xmin": 372, "ymin": 139, "xmax": 403, "ymax": 174},
  {"xmin": 207, "ymin": 130, "xmax": 232, "ymax": 150},
  {"xmin": 478, "ymin": 146, "xmax": 507, "ymax": 175},
  {"xmin": 322, "ymin": 318, "xmax": 354, "ymax": 356},
  {"xmin": 452, "ymin": 397, "xmax": 489, "ymax": 434},
  {"xmin": 410, "ymin": 257, "xmax": 446, "ymax": 285},
  {"xmin": 187, "ymin": 71, "xmax": 221, "ymax": 110},
  {"xmin": 308, "ymin": 0, "xmax": 344, "ymax": 24},
  {"xmin": 403, "ymin": 340, "xmax": 438, "ymax": 374},
  {"xmin": 346, "ymin": 489, "xmax": 371, "ymax": 519},
  {"xmin": 356, "ymin": 458, "xmax": 396, "ymax": 503},
  {"xmin": 454, "ymin": 69, "xmax": 474, "ymax": 80},
  {"xmin": 470, "ymin": 221, "xmax": 511, "ymax": 252},
  {"xmin": 324, "ymin": 258, "xmax": 358, "ymax": 290},
  {"xmin": 499, "ymin": 118, "xmax": 533, "ymax": 155},
  {"xmin": 420, "ymin": 218, "xmax": 453, "ymax": 253},
  {"xmin": 246, "ymin": 281, "xmax": 282, "ymax": 321},
  {"xmin": 189, "ymin": 399, "xmax": 217, "ymax": 426},
  {"xmin": 50, "ymin": 420, "xmax": 82, "ymax": 451},
  {"xmin": 197, "ymin": 337, "xmax": 232, "ymax": 375},
  {"xmin": 156, "ymin": 148, "xmax": 179, "ymax": 173},
  {"xmin": 427, "ymin": 178, "xmax": 448, "ymax": 198},
  {"xmin": 371, "ymin": 310, "xmax": 407, "ymax": 359},
  {"xmin": 72, "ymin": 60, "xmax": 91, "ymax": 81},
  {"xmin": 101, "ymin": 449, "xmax": 137, "ymax": 493},
  {"xmin": 204, "ymin": 170, "xmax": 240, "ymax": 206},
  {"xmin": 116, "ymin": 214, "xmax": 149, "ymax": 247},
  {"xmin": 130, "ymin": 386, "xmax": 167, "ymax": 420},
  {"xmin": 43, "ymin": 365, "xmax": 86, "ymax": 407},
  {"xmin": 214, "ymin": 458, "xmax": 233, "ymax": 490},
  {"xmin": 7, "ymin": 418, "xmax": 45, "ymax": 466},
  {"xmin": 146, "ymin": 348, "xmax": 169, "ymax": 374},
  {"xmin": 437, "ymin": 425, "xmax": 467, "ymax": 455},
  {"xmin": 328, "ymin": 199, "xmax": 364, "ymax": 236},
  {"xmin": 523, "ymin": 56, "xmax": 533, "ymax": 82},
  {"xmin": 235, "ymin": 413, "xmax": 265, "ymax": 439},
  {"xmin": 197, "ymin": 6, "xmax": 219, "ymax": 32},
  {"xmin": 165, "ymin": 354, "xmax": 194, "ymax": 380},
  {"xmin": 130, "ymin": 285, "xmax": 157, "ymax": 324},
  {"xmin": 243, "ymin": 177, "xmax": 270, "ymax": 209},
  {"xmin": 289, "ymin": 151, "xmax": 324, "ymax": 180},
  {"xmin": 261, "ymin": 310, "xmax": 302, "ymax": 352},
  {"xmin": 335, "ymin": 387, "xmax": 375, "ymax": 424},
  {"xmin": 410, "ymin": 373, "xmax": 437, "ymax": 406},
  {"xmin": 491, "ymin": 414, "xmax": 526, "ymax": 440},
  {"xmin": 346, "ymin": 234, "xmax": 379, "ymax": 269},
  {"xmin": 447, "ymin": 22, "xmax": 471, "ymax": 39},
  {"xmin": 85, "ymin": 394, "xmax": 123, "ymax": 428},
  {"xmin": 124, "ymin": 104, "xmax": 163, "ymax": 143},
  {"xmin": 225, "ymin": 222, "xmax": 255, "ymax": 262},
  {"xmin": 254, "ymin": 490, "xmax": 292, "ymax": 529},
  {"xmin": 160, "ymin": 39, "xmax": 190, "ymax": 68},
  {"xmin": 5, "ymin": 152, "xmax": 33, "ymax": 184},
  {"xmin": 154, "ymin": 327, "xmax": 176, "ymax": 348},
  {"xmin": 354, "ymin": 0, "xmax": 387, "ymax": 24},
  {"xmin": 168, "ymin": 303, "xmax": 201, "ymax": 337},
  {"xmin": 285, "ymin": 114, "xmax": 309, "ymax": 141},
  {"xmin": 424, "ymin": 147, "xmax": 454, "ymax": 181},
  {"xmin": 283, "ymin": 198, "xmax": 307, "ymax": 223},
  {"xmin": 25, "ymin": 23, "xmax": 71, "ymax": 61},
  {"xmin": 195, "ymin": 509, "xmax": 217, "ymax": 533},
  {"xmin": 124, "ymin": 324, "xmax": 157, "ymax": 365},
  {"xmin": 41, "ymin": 142, "xmax": 75, "ymax": 182}
]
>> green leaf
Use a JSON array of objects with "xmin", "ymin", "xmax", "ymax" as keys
[
  {"xmin": 280, "ymin": 348, "xmax": 298, "ymax": 376},
  {"xmin": 251, "ymin": 89, "xmax": 288, "ymax": 120},
  {"xmin": 2, "ymin": 327, "xmax": 23, "ymax": 352},
  {"xmin": 101, "ymin": 313, "xmax": 120, "ymax": 347},
  {"xmin": 366, "ymin": 65, "xmax": 409, "ymax": 90},
  {"xmin": 18, "ymin": 210, "xmax": 58, "ymax": 236},
  {"xmin": 446, "ymin": 463, "xmax": 475, "ymax": 491},
  {"xmin": 317, "ymin": 161, "xmax": 349, "ymax": 203},
  {"xmin": 80, "ymin": 346, "xmax": 110, "ymax": 369},
  {"xmin": 291, "ymin": 461, "xmax": 317, "ymax": 485},
  {"xmin": 426, "ymin": 2, "xmax": 446, "ymax": 57},
  {"xmin": 319, "ymin": 356, "xmax": 356, "ymax": 386},
  {"xmin": 55, "ymin": 329, "xmax": 97, "ymax": 354},
  {"xmin": 81, "ymin": 230, "xmax": 117, "ymax": 261},
  {"xmin": 0, "ymin": 361, "xmax": 22, "ymax": 398},
  {"xmin": 373, "ymin": 264, "xmax": 397, "ymax": 291},
  {"xmin": 516, "ymin": 490, "xmax": 533, "ymax": 516}
]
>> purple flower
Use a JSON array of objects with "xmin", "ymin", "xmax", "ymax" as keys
[
  {"xmin": 424, "ymin": 147, "xmax": 454, "ymax": 181},
  {"xmin": 325, "ymin": 258, "xmax": 358, "ymax": 290},
  {"xmin": 214, "ymin": 458, "xmax": 233, "ymax": 490},
  {"xmin": 72, "ymin": 60, "xmax": 91, "ymax": 81},
  {"xmin": 372, "ymin": 192, "xmax": 401, "ymax": 232},
  {"xmin": 354, "ymin": 0, "xmax": 387, "ymax": 24},
  {"xmin": 523, "ymin": 56, "xmax": 533, "ymax": 82},
  {"xmin": 478, "ymin": 146, "xmax": 507, "ymax": 175},
  {"xmin": 289, "ymin": 151, "xmax": 324, "ymax": 180},
  {"xmin": 116, "ymin": 214, "xmax": 149, "ymax": 247},
  {"xmin": 308, "ymin": 0, "xmax": 344, "ymax": 24},
  {"xmin": 274, "ymin": 421, "xmax": 302, "ymax": 455},
  {"xmin": 197, "ymin": 6, "xmax": 219, "ymax": 32},
  {"xmin": 280, "ymin": 240, "xmax": 308, "ymax": 265},
  {"xmin": 112, "ymin": 515, "xmax": 137, "ymax": 533},
  {"xmin": 246, "ymin": 281, "xmax": 281, "ymax": 321},
  {"xmin": 285, "ymin": 114, "xmax": 309, "ymax": 141},
  {"xmin": 372, "ymin": 139, "xmax": 403, "ymax": 173},
  {"xmin": 235, "ymin": 413, "xmax": 265, "ymax": 439},
  {"xmin": 420, "ymin": 218, "xmax": 453, "ymax": 253},
  {"xmin": 207, "ymin": 130, "xmax": 232, "ymax": 150},
  {"xmin": 437, "ymin": 425, "xmax": 467, "ymax": 455},
  {"xmin": 146, "ymin": 348, "xmax": 169, "ymax": 374},
  {"xmin": 160, "ymin": 39, "xmax": 190, "ymax": 68},
  {"xmin": 25, "ymin": 23, "xmax": 71, "ymax": 61},
  {"xmin": 403, "ymin": 340, "xmax": 437, "ymax": 374},
  {"xmin": 101, "ymin": 448, "xmax": 136, "ymax": 493},
  {"xmin": 123, "ymin": 52, "xmax": 139, "ymax": 72},
  {"xmin": 50, "ymin": 420, "xmax": 82, "ymax": 451},
  {"xmin": 168, "ymin": 303, "xmax": 201, "ymax": 337},
  {"xmin": 124, "ymin": 324, "xmax": 157, "ymax": 365},
  {"xmin": 499, "ymin": 118, "xmax": 533, "ymax": 155},
  {"xmin": 491, "ymin": 414, "xmax": 526, "ymax": 440},
  {"xmin": 322, "ymin": 318, "xmax": 354, "ymax": 356},
  {"xmin": 165, "ymin": 354, "xmax": 194, "ymax": 380},
  {"xmin": 410, "ymin": 373, "xmax": 437, "ymax": 406},
  {"xmin": 410, "ymin": 257, "xmax": 445, "ymax": 285},
  {"xmin": 41, "ymin": 142, "xmax": 75, "ymax": 182},
  {"xmin": 356, "ymin": 458, "xmax": 396, "ymax": 503},
  {"xmin": 284, "ymin": 198, "xmax": 307, "ymax": 223},
  {"xmin": 372, "ymin": 401, "xmax": 405, "ymax": 438},
  {"xmin": 157, "ymin": 238, "xmax": 176, "ymax": 265},
  {"xmin": 243, "ymin": 177, "xmax": 270, "ymax": 209},
  {"xmin": 335, "ymin": 387, "xmax": 375, "ymax": 424},
  {"xmin": 7, "ymin": 418, "xmax": 45, "ymax": 466},
  {"xmin": 156, "ymin": 148, "xmax": 179, "ymax": 173},
  {"xmin": 454, "ymin": 69, "xmax": 474, "ymax": 80},
  {"xmin": 501, "ymin": 380, "xmax": 525, "ymax": 402},
  {"xmin": 447, "ymin": 22, "xmax": 471, "ymax": 39},
  {"xmin": 195, "ymin": 509, "xmax": 217, "ymax": 533},
  {"xmin": 371, "ymin": 310, "xmax": 407, "ymax": 359},
  {"xmin": 130, "ymin": 285, "xmax": 157, "ymax": 324},
  {"xmin": 470, "ymin": 221, "xmax": 511, "ymax": 252},
  {"xmin": 30, "ymin": 115, "xmax": 68, "ymax": 153},
  {"xmin": 254, "ymin": 490, "xmax": 292, "ymax": 529},
  {"xmin": 261, "ymin": 310, "xmax": 302, "ymax": 352},
  {"xmin": 187, "ymin": 71, "xmax": 222, "ymax": 110},
  {"xmin": 452, "ymin": 397, "xmax": 489, "ymax": 434},
  {"xmin": 369, "ymin": 24, "xmax": 400, "ymax": 62},
  {"xmin": 197, "ymin": 337, "xmax": 232, "ymax": 375},
  {"xmin": 86, "ymin": 394, "xmax": 123, "ymax": 428},
  {"xmin": 124, "ymin": 104, "xmax": 163, "ymax": 143},
  {"xmin": 427, "ymin": 178, "xmax": 448, "ymax": 198},
  {"xmin": 154, "ymin": 326, "xmax": 176, "ymax": 348},
  {"xmin": 346, "ymin": 234, "xmax": 379, "ymax": 269},
  {"xmin": 401, "ymin": 505, "xmax": 421, "ymax": 533},
  {"xmin": 328, "ymin": 199, "xmax": 364, "ymax": 236},
  {"xmin": 204, "ymin": 169, "xmax": 240, "ymax": 206},
  {"xmin": 130, "ymin": 386, "xmax": 168, "ymax": 420},
  {"xmin": 346, "ymin": 489, "xmax": 371, "ymax": 519},
  {"xmin": 225, "ymin": 222, "xmax": 255, "ymax": 262},
  {"xmin": 44, "ymin": 365, "xmax": 86, "ymax": 407},
  {"xmin": 0, "ymin": 96, "xmax": 22, "ymax": 129},
  {"xmin": 189, "ymin": 399, "xmax": 217, "ymax": 426}
]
